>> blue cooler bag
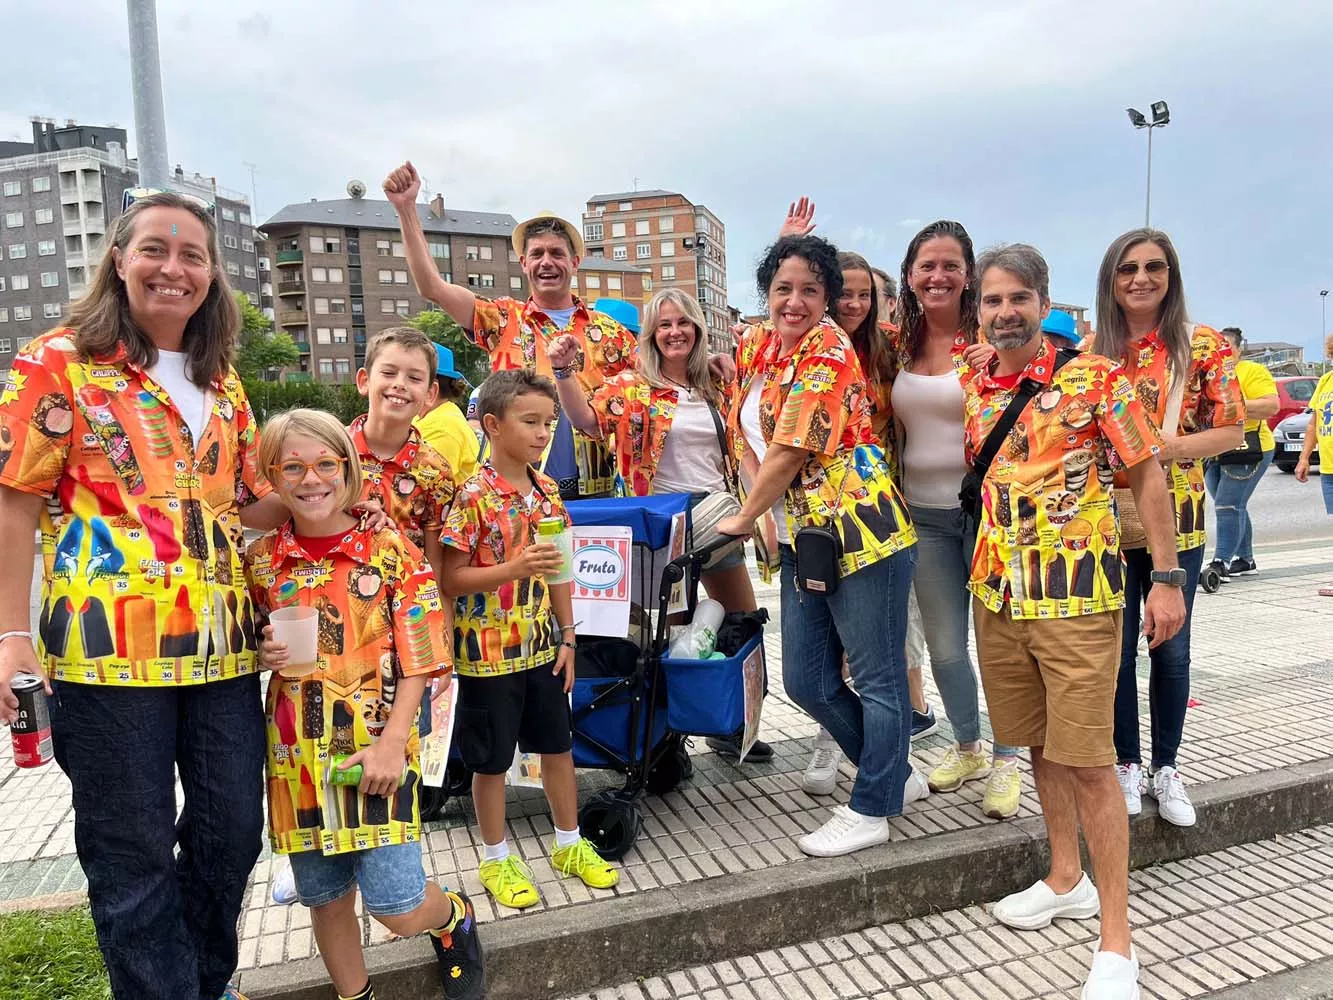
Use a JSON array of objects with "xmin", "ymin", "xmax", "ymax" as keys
[{"xmin": 664, "ymin": 627, "xmax": 767, "ymax": 739}]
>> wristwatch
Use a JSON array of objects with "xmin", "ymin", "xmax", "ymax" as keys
[{"xmin": 1150, "ymin": 568, "xmax": 1187, "ymax": 587}]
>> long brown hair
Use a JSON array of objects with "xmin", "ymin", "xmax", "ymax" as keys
[
  {"xmin": 896, "ymin": 220, "xmax": 979, "ymax": 363},
  {"xmin": 638, "ymin": 287, "xmax": 720, "ymax": 406},
  {"xmin": 836, "ymin": 251, "xmax": 894, "ymax": 389},
  {"xmin": 68, "ymin": 191, "xmax": 240, "ymax": 388},
  {"xmin": 1092, "ymin": 228, "xmax": 1191, "ymax": 380}
]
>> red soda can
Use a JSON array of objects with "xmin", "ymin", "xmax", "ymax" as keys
[{"xmin": 10, "ymin": 675, "xmax": 53, "ymax": 768}]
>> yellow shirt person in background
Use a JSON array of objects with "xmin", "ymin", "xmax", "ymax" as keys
[{"xmin": 414, "ymin": 342, "xmax": 479, "ymax": 486}]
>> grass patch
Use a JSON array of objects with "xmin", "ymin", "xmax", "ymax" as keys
[{"xmin": 0, "ymin": 907, "xmax": 110, "ymax": 1000}]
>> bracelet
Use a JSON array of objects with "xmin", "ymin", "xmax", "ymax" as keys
[
  {"xmin": 553, "ymin": 365, "xmax": 577, "ymax": 381},
  {"xmin": 559, "ymin": 624, "xmax": 579, "ymax": 633},
  {"xmin": 560, "ymin": 640, "xmax": 576, "ymax": 650},
  {"xmin": 0, "ymin": 630, "xmax": 33, "ymax": 645}
]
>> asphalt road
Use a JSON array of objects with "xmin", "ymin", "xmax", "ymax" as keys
[{"xmin": 1210, "ymin": 463, "xmax": 1332, "ymax": 548}]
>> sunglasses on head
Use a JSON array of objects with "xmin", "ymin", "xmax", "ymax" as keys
[
  {"xmin": 271, "ymin": 456, "xmax": 348, "ymax": 485},
  {"xmin": 1115, "ymin": 259, "xmax": 1169, "ymax": 277}
]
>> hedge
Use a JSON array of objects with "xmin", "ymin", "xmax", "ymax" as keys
[{"xmin": 242, "ymin": 379, "xmax": 368, "ymax": 426}]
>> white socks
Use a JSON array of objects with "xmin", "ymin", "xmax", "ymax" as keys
[
  {"xmin": 554, "ymin": 825, "xmax": 581, "ymax": 848},
  {"xmin": 482, "ymin": 840, "xmax": 510, "ymax": 862}
]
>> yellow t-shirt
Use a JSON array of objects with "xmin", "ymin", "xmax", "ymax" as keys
[
  {"xmin": 1234, "ymin": 360, "xmax": 1277, "ymax": 452},
  {"xmin": 414, "ymin": 400, "xmax": 479, "ymax": 486},
  {"xmin": 1311, "ymin": 371, "xmax": 1333, "ymax": 471}
]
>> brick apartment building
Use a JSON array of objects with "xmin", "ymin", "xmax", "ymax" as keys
[{"xmin": 572, "ymin": 257, "xmax": 651, "ymax": 312}]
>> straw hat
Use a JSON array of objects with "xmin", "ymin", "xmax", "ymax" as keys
[{"xmin": 511, "ymin": 211, "xmax": 585, "ymax": 258}]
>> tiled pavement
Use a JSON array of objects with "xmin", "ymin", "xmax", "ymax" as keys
[
  {"xmin": 2, "ymin": 536, "xmax": 1331, "ymax": 981},
  {"xmin": 555, "ymin": 824, "xmax": 1333, "ymax": 1000}
]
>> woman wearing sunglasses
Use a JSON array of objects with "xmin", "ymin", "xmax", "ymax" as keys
[{"xmin": 1091, "ymin": 229, "xmax": 1244, "ymax": 829}]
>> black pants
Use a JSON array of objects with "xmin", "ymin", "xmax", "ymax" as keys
[{"xmin": 50, "ymin": 674, "xmax": 266, "ymax": 1000}]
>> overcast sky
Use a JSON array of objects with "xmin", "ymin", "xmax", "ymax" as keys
[{"xmin": 8, "ymin": 1, "xmax": 1331, "ymax": 355}]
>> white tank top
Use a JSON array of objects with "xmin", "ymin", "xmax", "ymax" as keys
[{"xmin": 892, "ymin": 369, "xmax": 967, "ymax": 509}]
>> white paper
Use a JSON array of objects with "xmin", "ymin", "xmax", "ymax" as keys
[
  {"xmin": 738, "ymin": 643, "xmax": 766, "ymax": 764},
  {"xmin": 666, "ymin": 510, "xmax": 689, "ymax": 614},
  {"xmin": 419, "ymin": 676, "xmax": 459, "ymax": 788},
  {"xmin": 570, "ymin": 526, "xmax": 633, "ymax": 638}
]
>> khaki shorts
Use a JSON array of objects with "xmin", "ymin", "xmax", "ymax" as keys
[{"xmin": 973, "ymin": 597, "xmax": 1122, "ymax": 768}]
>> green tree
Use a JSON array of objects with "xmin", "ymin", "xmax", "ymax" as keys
[
  {"xmin": 233, "ymin": 291, "xmax": 300, "ymax": 380},
  {"xmin": 407, "ymin": 309, "xmax": 491, "ymax": 386}
]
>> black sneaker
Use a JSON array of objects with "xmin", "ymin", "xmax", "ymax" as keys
[
  {"xmin": 1228, "ymin": 557, "xmax": 1258, "ymax": 577},
  {"xmin": 911, "ymin": 707, "xmax": 939, "ymax": 741},
  {"xmin": 431, "ymin": 892, "xmax": 485, "ymax": 1000},
  {"xmin": 705, "ymin": 734, "xmax": 774, "ymax": 762},
  {"xmin": 1207, "ymin": 558, "xmax": 1232, "ymax": 583}
]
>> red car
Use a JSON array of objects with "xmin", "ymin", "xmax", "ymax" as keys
[{"xmin": 1268, "ymin": 376, "xmax": 1318, "ymax": 428}]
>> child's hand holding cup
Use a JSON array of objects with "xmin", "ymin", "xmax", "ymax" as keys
[{"xmin": 266, "ymin": 607, "xmax": 320, "ymax": 677}]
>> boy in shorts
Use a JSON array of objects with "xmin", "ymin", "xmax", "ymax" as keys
[{"xmin": 440, "ymin": 370, "xmax": 619, "ymax": 909}]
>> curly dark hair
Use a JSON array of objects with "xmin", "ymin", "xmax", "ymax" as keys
[
  {"xmin": 897, "ymin": 220, "xmax": 979, "ymax": 363},
  {"xmin": 756, "ymin": 235, "xmax": 843, "ymax": 309}
]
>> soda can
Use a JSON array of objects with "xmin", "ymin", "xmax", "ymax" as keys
[
  {"xmin": 10, "ymin": 675, "xmax": 53, "ymax": 768},
  {"xmin": 327, "ymin": 755, "xmax": 408, "ymax": 787},
  {"xmin": 536, "ymin": 517, "xmax": 565, "ymax": 538}
]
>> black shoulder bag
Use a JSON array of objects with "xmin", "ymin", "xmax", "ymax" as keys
[{"xmin": 959, "ymin": 349, "xmax": 1078, "ymax": 532}]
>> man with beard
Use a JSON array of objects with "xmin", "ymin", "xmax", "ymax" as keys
[{"xmin": 962, "ymin": 244, "xmax": 1185, "ymax": 1000}]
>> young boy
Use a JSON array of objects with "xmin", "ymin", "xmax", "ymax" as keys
[
  {"xmin": 440, "ymin": 370, "xmax": 619, "ymax": 909},
  {"xmin": 247, "ymin": 408, "xmax": 484, "ymax": 1000}
]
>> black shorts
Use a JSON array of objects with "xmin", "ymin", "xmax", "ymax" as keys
[{"xmin": 455, "ymin": 664, "xmax": 573, "ymax": 775}]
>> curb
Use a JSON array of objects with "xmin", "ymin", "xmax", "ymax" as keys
[
  {"xmin": 0, "ymin": 889, "xmax": 87, "ymax": 916},
  {"xmin": 241, "ymin": 756, "xmax": 1333, "ymax": 1000},
  {"xmin": 1203, "ymin": 956, "xmax": 1333, "ymax": 999}
]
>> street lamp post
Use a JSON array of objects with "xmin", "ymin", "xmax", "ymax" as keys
[
  {"xmin": 126, "ymin": 0, "xmax": 169, "ymax": 191},
  {"xmin": 1126, "ymin": 101, "xmax": 1170, "ymax": 228},
  {"xmin": 1321, "ymin": 289, "xmax": 1329, "ymax": 347}
]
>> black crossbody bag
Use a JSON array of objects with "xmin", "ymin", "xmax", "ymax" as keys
[{"xmin": 960, "ymin": 349, "xmax": 1078, "ymax": 532}]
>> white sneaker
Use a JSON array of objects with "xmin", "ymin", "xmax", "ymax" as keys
[
  {"xmin": 1081, "ymin": 949, "xmax": 1140, "ymax": 1000},
  {"xmin": 801, "ymin": 729, "xmax": 843, "ymax": 796},
  {"xmin": 270, "ymin": 855, "xmax": 298, "ymax": 906},
  {"xmin": 1146, "ymin": 766, "xmax": 1196, "ymax": 827},
  {"xmin": 992, "ymin": 872, "xmax": 1100, "ymax": 930},
  {"xmin": 904, "ymin": 767, "xmax": 931, "ymax": 806},
  {"xmin": 798, "ymin": 805, "xmax": 890, "ymax": 857},
  {"xmin": 1116, "ymin": 763, "xmax": 1143, "ymax": 816}
]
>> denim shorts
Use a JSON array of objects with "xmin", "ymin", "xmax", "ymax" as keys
[
  {"xmin": 1323, "ymin": 472, "xmax": 1333, "ymax": 515},
  {"xmin": 286, "ymin": 840, "xmax": 428, "ymax": 916},
  {"xmin": 703, "ymin": 539, "xmax": 746, "ymax": 573}
]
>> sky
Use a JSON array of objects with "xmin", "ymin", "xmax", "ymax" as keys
[{"xmin": 7, "ymin": 0, "xmax": 1332, "ymax": 356}]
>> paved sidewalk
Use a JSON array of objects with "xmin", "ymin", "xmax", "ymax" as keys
[
  {"xmin": 1, "ymin": 536, "xmax": 1331, "ymax": 978},
  {"xmin": 555, "ymin": 824, "xmax": 1333, "ymax": 1000}
]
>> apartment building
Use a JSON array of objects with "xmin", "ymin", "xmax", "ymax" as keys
[
  {"xmin": 573, "ymin": 257, "xmax": 651, "ymax": 308},
  {"xmin": 581, "ymin": 189, "xmax": 732, "ymax": 354},
  {"xmin": 260, "ymin": 189, "xmax": 522, "ymax": 382},
  {"xmin": 0, "ymin": 119, "xmax": 259, "ymax": 371}
]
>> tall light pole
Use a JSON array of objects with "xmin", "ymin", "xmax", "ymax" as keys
[
  {"xmin": 1126, "ymin": 100, "xmax": 1170, "ymax": 228},
  {"xmin": 1322, "ymin": 289, "xmax": 1329, "ymax": 347},
  {"xmin": 126, "ymin": 0, "xmax": 169, "ymax": 191}
]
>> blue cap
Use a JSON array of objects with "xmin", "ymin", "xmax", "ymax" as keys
[
  {"xmin": 1041, "ymin": 309, "xmax": 1079, "ymax": 346},
  {"xmin": 432, "ymin": 342, "xmax": 468, "ymax": 383},
  {"xmin": 592, "ymin": 297, "xmax": 641, "ymax": 334}
]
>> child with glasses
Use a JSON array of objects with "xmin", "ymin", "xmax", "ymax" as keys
[{"xmin": 244, "ymin": 409, "xmax": 484, "ymax": 1000}]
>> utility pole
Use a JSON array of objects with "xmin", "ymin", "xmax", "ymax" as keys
[
  {"xmin": 126, "ymin": 0, "xmax": 169, "ymax": 191},
  {"xmin": 243, "ymin": 161, "xmax": 259, "ymax": 220}
]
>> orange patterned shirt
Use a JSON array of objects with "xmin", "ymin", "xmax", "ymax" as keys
[
  {"xmin": 347, "ymin": 415, "xmax": 454, "ymax": 552},
  {"xmin": 468, "ymin": 295, "xmax": 638, "ymax": 495},
  {"xmin": 0, "ymin": 328, "xmax": 270, "ymax": 686},
  {"xmin": 1114, "ymin": 325, "xmax": 1244, "ymax": 552},
  {"xmin": 245, "ymin": 523, "xmax": 450, "ymax": 856},
  {"xmin": 964, "ymin": 339, "xmax": 1164, "ymax": 619},
  {"xmin": 730, "ymin": 319, "xmax": 916, "ymax": 576}
]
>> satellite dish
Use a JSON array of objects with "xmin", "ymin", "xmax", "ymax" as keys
[{"xmin": 347, "ymin": 179, "xmax": 367, "ymax": 199}]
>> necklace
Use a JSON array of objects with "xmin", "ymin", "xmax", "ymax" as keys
[{"xmin": 662, "ymin": 373, "xmax": 693, "ymax": 395}]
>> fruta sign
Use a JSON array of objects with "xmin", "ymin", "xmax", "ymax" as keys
[{"xmin": 571, "ymin": 537, "xmax": 629, "ymax": 600}]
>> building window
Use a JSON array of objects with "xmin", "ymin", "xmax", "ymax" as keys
[
  {"xmin": 241, "ymin": 239, "xmax": 254, "ymax": 252},
  {"xmin": 612, "ymin": 245, "xmax": 627, "ymax": 261},
  {"xmin": 508, "ymin": 249, "xmax": 519, "ymax": 263},
  {"xmin": 378, "ymin": 269, "xmax": 393, "ymax": 283},
  {"xmin": 0, "ymin": 338, "xmax": 9, "ymax": 349},
  {"xmin": 619, "ymin": 202, "xmax": 632, "ymax": 211},
  {"xmin": 40, "ymin": 272, "xmax": 58, "ymax": 287},
  {"xmin": 37, "ymin": 240, "xmax": 55, "ymax": 256},
  {"xmin": 584, "ymin": 223, "xmax": 603, "ymax": 242},
  {"xmin": 335, "ymin": 358, "xmax": 351, "ymax": 376},
  {"xmin": 393, "ymin": 270, "xmax": 408, "ymax": 284},
  {"xmin": 510, "ymin": 276, "xmax": 522, "ymax": 290},
  {"xmin": 636, "ymin": 243, "xmax": 651, "ymax": 259},
  {"xmin": 7, "ymin": 244, "xmax": 23, "ymax": 259},
  {"xmin": 226, "ymin": 261, "xmax": 240, "ymax": 276},
  {"xmin": 635, "ymin": 220, "xmax": 649, "ymax": 236},
  {"xmin": 380, "ymin": 299, "xmax": 395, "ymax": 313},
  {"xmin": 309, "ymin": 236, "xmax": 325, "ymax": 254},
  {"xmin": 239, "ymin": 211, "xmax": 251, "ymax": 224},
  {"xmin": 221, "ymin": 207, "xmax": 236, "ymax": 221},
  {"xmin": 465, "ymin": 245, "xmax": 479, "ymax": 260},
  {"xmin": 31, "ymin": 177, "xmax": 50, "ymax": 193},
  {"xmin": 584, "ymin": 275, "xmax": 600, "ymax": 290},
  {"xmin": 480, "ymin": 274, "xmax": 495, "ymax": 288},
  {"xmin": 333, "ymin": 328, "xmax": 348, "ymax": 343},
  {"xmin": 33, "ymin": 208, "xmax": 52, "ymax": 225},
  {"xmin": 316, "ymin": 328, "xmax": 332, "ymax": 345},
  {"xmin": 659, "ymin": 216, "xmax": 675, "ymax": 233},
  {"xmin": 327, "ymin": 267, "xmax": 343, "ymax": 282},
  {"xmin": 314, "ymin": 298, "xmax": 329, "ymax": 314},
  {"xmin": 2, "ymin": 182, "xmax": 20, "ymax": 197},
  {"xmin": 312, "ymin": 267, "xmax": 327, "ymax": 282},
  {"xmin": 429, "ymin": 242, "xmax": 449, "ymax": 259},
  {"xmin": 466, "ymin": 273, "xmax": 480, "ymax": 287},
  {"xmin": 395, "ymin": 300, "xmax": 410, "ymax": 316},
  {"xmin": 223, "ymin": 235, "xmax": 239, "ymax": 249},
  {"xmin": 479, "ymin": 246, "xmax": 492, "ymax": 261},
  {"xmin": 660, "ymin": 241, "xmax": 675, "ymax": 258},
  {"xmin": 611, "ymin": 222, "xmax": 626, "ymax": 238},
  {"xmin": 318, "ymin": 358, "xmax": 334, "ymax": 376},
  {"xmin": 247, "ymin": 292, "xmax": 259, "ymax": 306},
  {"xmin": 0, "ymin": 277, "xmax": 4, "ymax": 290},
  {"xmin": 0, "ymin": 316, "xmax": 7, "ymax": 328},
  {"xmin": 13, "ymin": 306, "xmax": 30, "ymax": 321},
  {"xmin": 376, "ymin": 240, "xmax": 391, "ymax": 256},
  {"xmin": 607, "ymin": 276, "xmax": 621, "ymax": 291},
  {"xmin": 323, "ymin": 237, "xmax": 340, "ymax": 253},
  {"xmin": 661, "ymin": 264, "xmax": 675, "ymax": 280},
  {"xmin": 351, "ymin": 300, "xmax": 363, "ymax": 315},
  {"xmin": 4, "ymin": 212, "xmax": 22, "ymax": 228},
  {"xmin": 243, "ymin": 265, "xmax": 257, "ymax": 279},
  {"xmin": 10, "ymin": 275, "xmax": 28, "ymax": 290},
  {"xmin": 391, "ymin": 241, "xmax": 404, "ymax": 257},
  {"xmin": 43, "ymin": 303, "xmax": 61, "ymax": 319}
]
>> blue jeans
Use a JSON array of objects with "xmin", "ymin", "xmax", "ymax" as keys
[
  {"xmin": 780, "ymin": 543, "xmax": 916, "ymax": 817},
  {"xmin": 1204, "ymin": 451, "xmax": 1273, "ymax": 562},
  {"xmin": 1113, "ymin": 545, "xmax": 1204, "ymax": 769},
  {"xmin": 287, "ymin": 840, "xmax": 428, "ymax": 915},
  {"xmin": 909, "ymin": 504, "xmax": 1017, "ymax": 756},
  {"xmin": 49, "ymin": 675, "xmax": 266, "ymax": 1000}
]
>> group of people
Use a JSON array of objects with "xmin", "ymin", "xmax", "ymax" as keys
[{"xmin": 0, "ymin": 155, "xmax": 1263, "ymax": 1000}]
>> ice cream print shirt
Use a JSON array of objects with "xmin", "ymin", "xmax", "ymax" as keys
[
  {"xmin": 440, "ymin": 462, "xmax": 567, "ymax": 677},
  {"xmin": 730, "ymin": 319, "xmax": 916, "ymax": 576},
  {"xmin": 963, "ymin": 338, "xmax": 1163, "ymax": 619},
  {"xmin": 1117, "ymin": 325, "xmax": 1243, "ymax": 552},
  {"xmin": 347, "ymin": 414, "xmax": 454, "ymax": 551},
  {"xmin": 0, "ymin": 329, "xmax": 270, "ymax": 686},
  {"xmin": 244, "ymin": 523, "xmax": 450, "ymax": 855}
]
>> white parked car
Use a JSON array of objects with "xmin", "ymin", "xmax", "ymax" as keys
[{"xmin": 1273, "ymin": 409, "xmax": 1319, "ymax": 474}]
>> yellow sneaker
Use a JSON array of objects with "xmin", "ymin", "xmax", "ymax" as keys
[
  {"xmin": 928, "ymin": 745, "xmax": 991, "ymax": 792},
  {"xmin": 478, "ymin": 855, "xmax": 540, "ymax": 909},
  {"xmin": 550, "ymin": 837, "xmax": 620, "ymax": 889},
  {"xmin": 982, "ymin": 759, "xmax": 1022, "ymax": 819}
]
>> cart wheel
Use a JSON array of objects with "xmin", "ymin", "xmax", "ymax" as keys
[
  {"xmin": 578, "ymin": 791, "xmax": 641, "ymax": 861},
  {"xmin": 419, "ymin": 783, "xmax": 447, "ymax": 822},
  {"xmin": 646, "ymin": 741, "xmax": 694, "ymax": 795},
  {"xmin": 1200, "ymin": 566, "xmax": 1222, "ymax": 594},
  {"xmin": 443, "ymin": 759, "xmax": 473, "ymax": 799}
]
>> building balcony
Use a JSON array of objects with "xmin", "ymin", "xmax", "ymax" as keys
[
  {"xmin": 276, "ymin": 280, "xmax": 305, "ymax": 297},
  {"xmin": 276, "ymin": 250, "xmax": 304, "ymax": 266},
  {"xmin": 296, "ymin": 342, "xmax": 311, "ymax": 355},
  {"xmin": 277, "ymin": 308, "xmax": 307, "ymax": 327}
]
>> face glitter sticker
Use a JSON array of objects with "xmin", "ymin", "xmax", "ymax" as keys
[{"xmin": 171, "ymin": 224, "xmax": 178, "ymax": 235}]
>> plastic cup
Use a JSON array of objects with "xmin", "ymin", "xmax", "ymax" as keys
[{"xmin": 269, "ymin": 606, "xmax": 319, "ymax": 677}]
